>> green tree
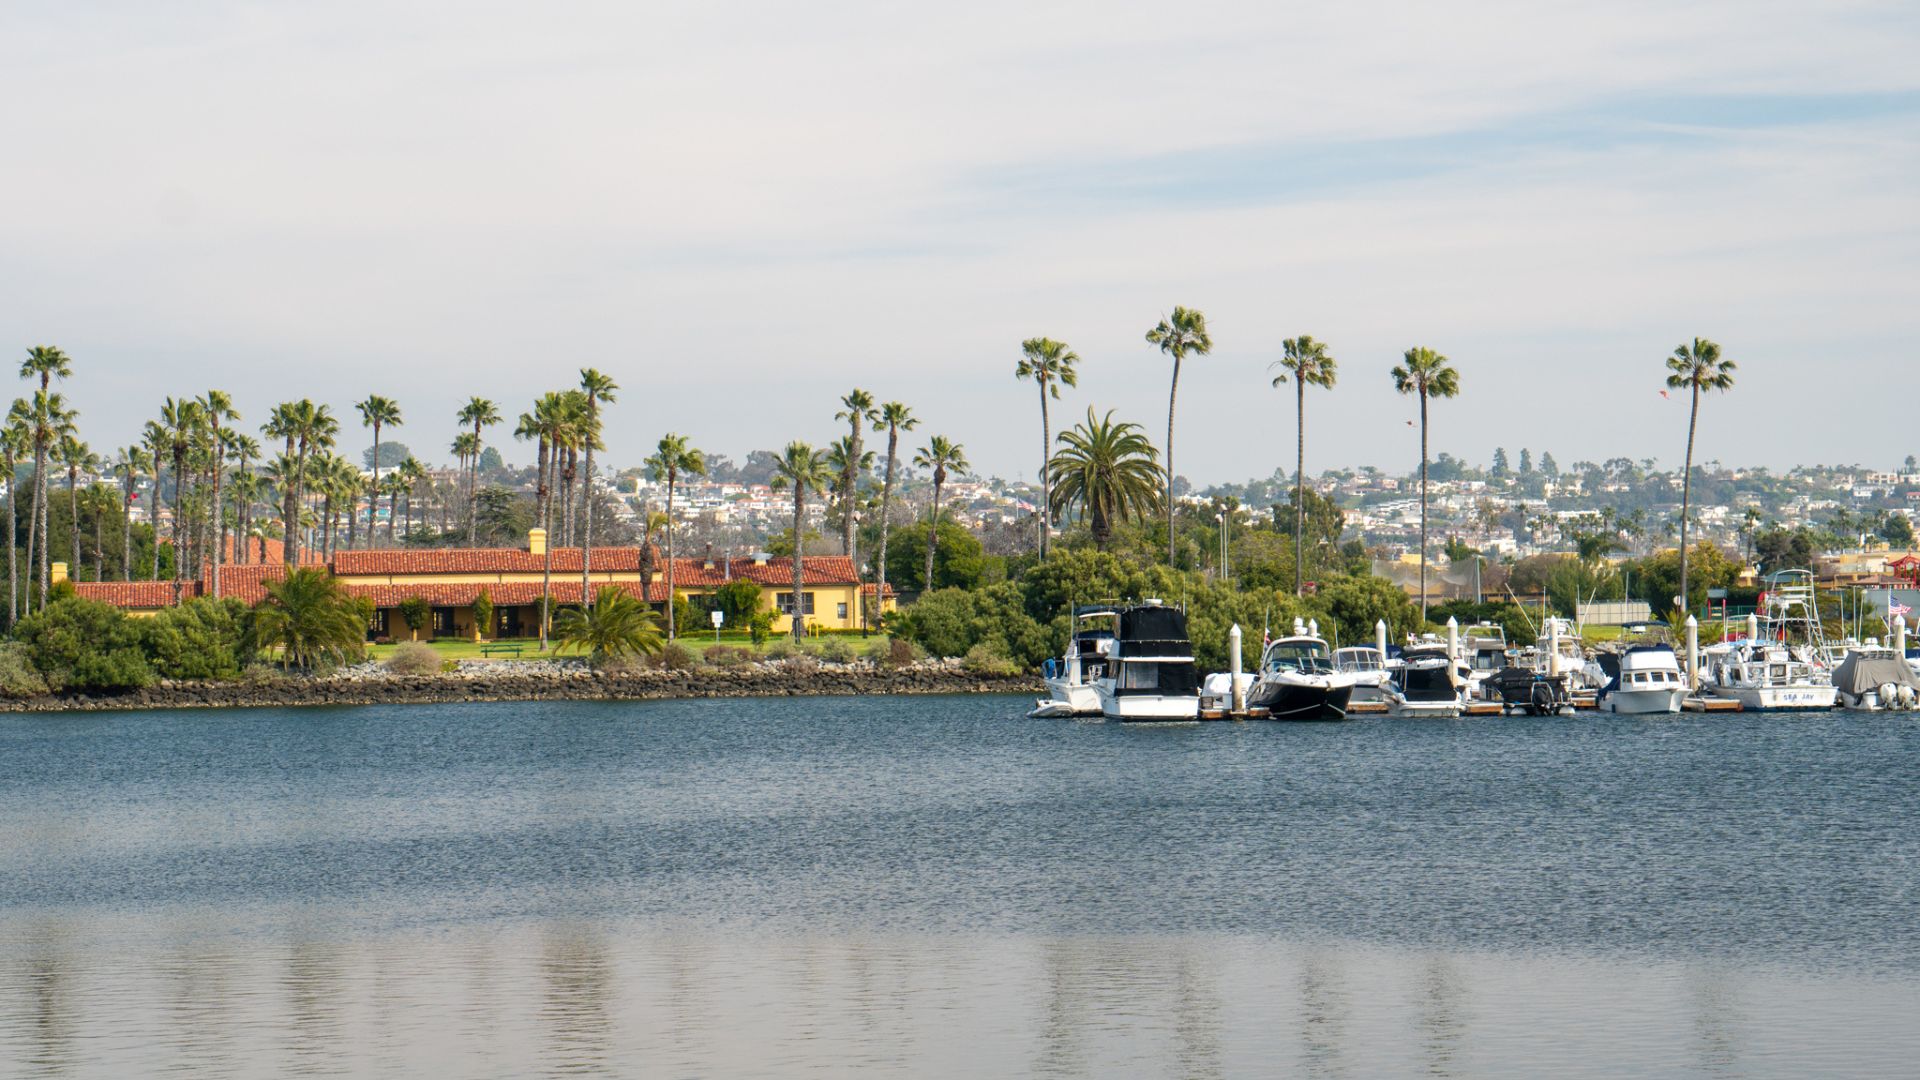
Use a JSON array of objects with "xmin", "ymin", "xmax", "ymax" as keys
[
  {"xmin": 551, "ymin": 586, "xmax": 663, "ymax": 665},
  {"xmin": 249, "ymin": 567, "xmax": 370, "ymax": 671},
  {"xmin": 770, "ymin": 441, "xmax": 834, "ymax": 639},
  {"xmin": 1016, "ymin": 338, "xmax": 1080, "ymax": 557},
  {"xmin": 473, "ymin": 588, "xmax": 494, "ymax": 641},
  {"xmin": 871, "ymin": 402, "xmax": 917, "ymax": 626},
  {"xmin": 834, "ymin": 389, "xmax": 876, "ymax": 565},
  {"xmin": 1314, "ymin": 572, "xmax": 1424, "ymax": 648},
  {"xmin": 1490, "ymin": 447, "xmax": 1509, "ymax": 478},
  {"xmin": 144, "ymin": 597, "xmax": 251, "ymax": 679},
  {"xmin": 397, "ymin": 596, "xmax": 432, "ymax": 639},
  {"xmin": 1047, "ymin": 408, "xmax": 1163, "ymax": 551},
  {"xmin": 646, "ymin": 433, "xmax": 706, "ymax": 641},
  {"xmin": 16, "ymin": 595, "xmax": 153, "ymax": 691},
  {"xmin": 1269, "ymin": 335, "xmax": 1337, "ymax": 596},
  {"xmin": 885, "ymin": 518, "xmax": 991, "ymax": 593},
  {"xmin": 355, "ymin": 395, "xmax": 403, "ymax": 550},
  {"xmin": 20, "ymin": 346, "xmax": 74, "ymax": 611},
  {"xmin": 1880, "ymin": 512, "xmax": 1915, "ymax": 549},
  {"xmin": 1391, "ymin": 346, "xmax": 1461, "ymax": 623},
  {"xmin": 1666, "ymin": 337, "xmax": 1736, "ymax": 614},
  {"xmin": 712, "ymin": 579, "xmax": 762, "ymax": 626},
  {"xmin": 913, "ymin": 435, "xmax": 969, "ymax": 595},
  {"xmin": 1145, "ymin": 306, "xmax": 1212, "ymax": 565}
]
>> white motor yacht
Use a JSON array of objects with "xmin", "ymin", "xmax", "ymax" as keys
[
  {"xmin": 1092, "ymin": 600, "xmax": 1201, "ymax": 721},
  {"xmin": 1384, "ymin": 645, "xmax": 1465, "ymax": 718},
  {"xmin": 1029, "ymin": 606, "xmax": 1116, "ymax": 718},
  {"xmin": 1597, "ymin": 645, "xmax": 1689, "ymax": 714},
  {"xmin": 1244, "ymin": 633, "xmax": 1357, "ymax": 721},
  {"xmin": 1333, "ymin": 646, "xmax": 1391, "ymax": 703},
  {"xmin": 1704, "ymin": 570, "xmax": 1838, "ymax": 711}
]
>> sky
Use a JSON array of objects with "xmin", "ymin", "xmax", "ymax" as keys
[{"xmin": 3, "ymin": 1, "xmax": 1917, "ymax": 485}]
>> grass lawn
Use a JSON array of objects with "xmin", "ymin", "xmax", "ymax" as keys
[{"xmin": 363, "ymin": 632, "xmax": 901, "ymax": 663}]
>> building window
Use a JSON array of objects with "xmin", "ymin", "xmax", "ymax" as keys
[
  {"xmin": 433, "ymin": 607, "xmax": 456, "ymax": 635},
  {"xmin": 836, "ymin": 602, "xmax": 848, "ymax": 620},
  {"xmin": 776, "ymin": 592, "xmax": 816, "ymax": 615}
]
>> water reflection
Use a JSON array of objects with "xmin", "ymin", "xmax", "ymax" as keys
[{"xmin": 1416, "ymin": 954, "xmax": 1469, "ymax": 1077}]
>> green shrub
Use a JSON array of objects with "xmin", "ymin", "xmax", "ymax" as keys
[
  {"xmin": 396, "ymin": 597, "xmax": 432, "ymax": 639},
  {"xmin": 818, "ymin": 636, "xmax": 855, "ymax": 664},
  {"xmin": 747, "ymin": 607, "xmax": 779, "ymax": 645},
  {"xmin": 387, "ymin": 641, "xmax": 441, "ymax": 675},
  {"xmin": 766, "ymin": 640, "xmax": 796, "ymax": 660},
  {"xmin": 0, "ymin": 642, "xmax": 49, "ymax": 698},
  {"xmin": 144, "ymin": 597, "xmax": 251, "ymax": 680},
  {"xmin": 713, "ymin": 580, "xmax": 762, "ymax": 625},
  {"xmin": 703, "ymin": 645, "xmax": 752, "ymax": 667},
  {"xmin": 472, "ymin": 589, "xmax": 494, "ymax": 640},
  {"xmin": 15, "ymin": 596, "xmax": 153, "ymax": 692},
  {"xmin": 880, "ymin": 638, "xmax": 920, "ymax": 667},
  {"xmin": 649, "ymin": 641, "xmax": 698, "ymax": 671},
  {"xmin": 962, "ymin": 642, "xmax": 1021, "ymax": 676}
]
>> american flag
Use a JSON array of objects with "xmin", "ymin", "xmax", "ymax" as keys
[{"xmin": 1890, "ymin": 599, "xmax": 1912, "ymax": 619}]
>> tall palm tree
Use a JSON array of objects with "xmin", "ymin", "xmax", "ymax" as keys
[
  {"xmin": 225, "ymin": 432, "xmax": 261, "ymax": 562},
  {"xmin": 870, "ymin": 402, "xmax": 916, "ymax": 628},
  {"xmin": 58, "ymin": 435, "xmax": 94, "ymax": 580},
  {"xmin": 645, "ymin": 434, "xmax": 707, "ymax": 641},
  {"xmin": 527, "ymin": 390, "xmax": 587, "ymax": 650},
  {"xmin": 1667, "ymin": 337, "xmax": 1737, "ymax": 615},
  {"xmin": 1269, "ymin": 335, "xmax": 1338, "ymax": 595},
  {"xmin": 143, "ymin": 420, "xmax": 168, "ymax": 580},
  {"xmin": 457, "ymin": 396, "xmax": 501, "ymax": 545},
  {"xmin": 834, "ymin": 389, "xmax": 875, "ymax": 563},
  {"xmin": 112, "ymin": 445, "xmax": 149, "ymax": 582},
  {"xmin": 451, "ymin": 429, "xmax": 480, "ymax": 530},
  {"xmin": 276, "ymin": 401, "xmax": 338, "ymax": 566},
  {"xmin": 1047, "ymin": 408, "xmax": 1163, "ymax": 551},
  {"xmin": 1145, "ymin": 307, "xmax": 1212, "ymax": 566},
  {"xmin": 82, "ymin": 483, "xmax": 116, "ymax": 583},
  {"xmin": 355, "ymin": 395, "xmax": 402, "ymax": 548},
  {"xmin": 382, "ymin": 471, "xmax": 411, "ymax": 541},
  {"xmin": 262, "ymin": 454, "xmax": 302, "ymax": 561},
  {"xmin": 199, "ymin": 390, "xmax": 240, "ymax": 591},
  {"xmin": 770, "ymin": 442, "xmax": 834, "ymax": 640},
  {"xmin": 25, "ymin": 391, "xmax": 76, "ymax": 606},
  {"xmin": 912, "ymin": 436, "xmax": 968, "ymax": 592},
  {"xmin": 1391, "ymin": 346, "xmax": 1461, "ymax": 622},
  {"xmin": 1015, "ymin": 338, "xmax": 1079, "ymax": 558},
  {"xmin": 20, "ymin": 348, "xmax": 73, "ymax": 607},
  {"xmin": 825, "ymin": 435, "xmax": 874, "ymax": 564},
  {"xmin": 3, "ymin": 412, "xmax": 26, "ymax": 624},
  {"xmin": 577, "ymin": 370, "xmax": 617, "ymax": 607}
]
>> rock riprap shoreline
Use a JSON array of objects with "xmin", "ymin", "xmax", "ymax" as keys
[{"xmin": 0, "ymin": 657, "xmax": 1038, "ymax": 713}]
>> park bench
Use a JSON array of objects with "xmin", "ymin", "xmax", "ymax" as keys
[{"xmin": 479, "ymin": 643, "xmax": 526, "ymax": 658}]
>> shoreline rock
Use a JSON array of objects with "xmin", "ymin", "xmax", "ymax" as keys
[{"xmin": 0, "ymin": 659, "xmax": 1039, "ymax": 713}]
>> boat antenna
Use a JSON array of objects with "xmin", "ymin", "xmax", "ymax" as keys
[{"xmin": 1505, "ymin": 583, "xmax": 1539, "ymax": 638}]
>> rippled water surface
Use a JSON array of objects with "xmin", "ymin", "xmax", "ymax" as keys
[{"xmin": 3, "ymin": 696, "xmax": 1917, "ymax": 1077}]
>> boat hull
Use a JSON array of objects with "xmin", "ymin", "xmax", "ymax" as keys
[
  {"xmin": 1600, "ymin": 688, "xmax": 1689, "ymax": 714},
  {"xmin": 1029, "ymin": 679, "xmax": 1101, "ymax": 718},
  {"xmin": 1097, "ymin": 689, "xmax": 1200, "ymax": 721},
  {"xmin": 1383, "ymin": 694, "xmax": 1463, "ymax": 719},
  {"xmin": 1707, "ymin": 685, "xmax": 1838, "ymax": 711},
  {"xmin": 1250, "ymin": 680, "xmax": 1353, "ymax": 721}
]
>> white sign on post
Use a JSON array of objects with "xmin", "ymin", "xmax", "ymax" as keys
[{"xmin": 710, "ymin": 609, "xmax": 725, "ymax": 642}]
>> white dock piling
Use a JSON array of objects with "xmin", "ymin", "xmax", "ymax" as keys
[
  {"xmin": 1897, "ymin": 614, "xmax": 1908, "ymax": 657},
  {"xmin": 1685, "ymin": 614, "xmax": 1700, "ymax": 691},
  {"xmin": 1446, "ymin": 616, "xmax": 1459, "ymax": 662},
  {"xmin": 1229, "ymin": 623, "xmax": 1245, "ymax": 715},
  {"xmin": 1376, "ymin": 619, "xmax": 1389, "ymax": 659},
  {"xmin": 1746, "ymin": 613, "xmax": 1759, "ymax": 643}
]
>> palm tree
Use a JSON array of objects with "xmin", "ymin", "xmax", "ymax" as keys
[
  {"xmin": 451, "ymin": 429, "xmax": 480, "ymax": 532},
  {"xmin": 769, "ymin": 442, "xmax": 834, "ymax": 640},
  {"xmin": 456, "ymin": 396, "xmax": 501, "ymax": 545},
  {"xmin": 870, "ymin": 402, "xmax": 916, "ymax": 628},
  {"xmin": 552, "ymin": 586, "xmax": 664, "ymax": 665},
  {"xmin": 143, "ymin": 420, "xmax": 168, "ymax": 580},
  {"xmin": 1047, "ymin": 408, "xmax": 1163, "ymax": 551},
  {"xmin": 355, "ymin": 395, "xmax": 402, "ymax": 548},
  {"xmin": 223, "ymin": 432, "xmax": 260, "ymax": 564},
  {"xmin": 1667, "ymin": 337, "xmax": 1737, "ymax": 615},
  {"xmin": 526, "ymin": 390, "xmax": 588, "ymax": 650},
  {"xmin": 645, "ymin": 434, "xmax": 707, "ymax": 641},
  {"xmin": 1391, "ymin": 346, "xmax": 1461, "ymax": 622},
  {"xmin": 1015, "ymin": 338, "xmax": 1079, "ymax": 558},
  {"xmin": 825, "ymin": 435, "xmax": 874, "ymax": 564},
  {"xmin": 2, "ymin": 413, "xmax": 26, "ymax": 624},
  {"xmin": 19, "ymin": 347, "xmax": 71, "ymax": 609},
  {"xmin": 200, "ymin": 390, "xmax": 240, "ymax": 591},
  {"xmin": 1269, "ymin": 335, "xmax": 1337, "ymax": 595},
  {"xmin": 251, "ymin": 567, "xmax": 368, "ymax": 671},
  {"xmin": 577, "ymin": 370, "xmax": 617, "ymax": 607},
  {"xmin": 155, "ymin": 397, "xmax": 206, "ymax": 582},
  {"xmin": 382, "ymin": 471, "xmax": 411, "ymax": 541},
  {"xmin": 834, "ymin": 389, "xmax": 876, "ymax": 563},
  {"xmin": 1145, "ymin": 307, "xmax": 1212, "ymax": 565},
  {"xmin": 912, "ymin": 436, "xmax": 968, "ymax": 592},
  {"xmin": 82, "ymin": 483, "xmax": 117, "ymax": 582},
  {"xmin": 112, "ymin": 445, "xmax": 149, "ymax": 582},
  {"xmin": 58, "ymin": 435, "xmax": 95, "ymax": 580},
  {"xmin": 24, "ymin": 391, "xmax": 76, "ymax": 606}
]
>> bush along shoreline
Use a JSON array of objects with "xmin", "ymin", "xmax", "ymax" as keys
[{"xmin": 0, "ymin": 655, "xmax": 1038, "ymax": 713}]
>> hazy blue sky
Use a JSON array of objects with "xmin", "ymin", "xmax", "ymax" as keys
[{"xmin": 3, "ymin": 2, "xmax": 1917, "ymax": 484}]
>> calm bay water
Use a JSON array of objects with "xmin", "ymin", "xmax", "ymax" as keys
[{"xmin": 2, "ymin": 696, "xmax": 1917, "ymax": 1077}]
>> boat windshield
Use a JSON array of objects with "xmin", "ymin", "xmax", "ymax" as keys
[
  {"xmin": 1265, "ymin": 641, "xmax": 1332, "ymax": 674},
  {"xmin": 1335, "ymin": 649, "xmax": 1383, "ymax": 672}
]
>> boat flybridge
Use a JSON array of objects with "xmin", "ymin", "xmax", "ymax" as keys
[
  {"xmin": 1243, "ymin": 622, "xmax": 1357, "ymax": 721},
  {"xmin": 1703, "ymin": 570, "xmax": 1838, "ymax": 711},
  {"xmin": 1596, "ymin": 645, "xmax": 1689, "ymax": 714},
  {"xmin": 1384, "ymin": 644, "xmax": 1466, "ymax": 718},
  {"xmin": 1090, "ymin": 600, "xmax": 1201, "ymax": 721},
  {"xmin": 1029, "ymin": 606, "xmax": 1117, "ymax": 718}
]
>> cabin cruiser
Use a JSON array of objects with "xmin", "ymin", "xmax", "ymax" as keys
[
  {"xmin": 1524, "ymin": 617, "xmax": 1604, "ymax": 692},
  {"xmin": 1595, "ymin": 645, "xmax": 1689, "ymax": 714},
  {"xmin": 1333, "ymin": 646, "xmax": 1392, "ymax": 703},
  {"xmin": 1244, "ymin": 632, "xmax": 1357, "ymax": 721},
  {"xmin": 1830, "ymin": 645, "xmax": 1920, "ymax": 711},
  {"xmin": 1384, "ymin": 645, "xmax": 1466, "ymax": 718},
  {"xmin": 1029, "ymin": 606, "xmax": 1115, "ymax": 718},
  {"xmin": 1704, "ymin": 570, "xmax": 1838, "ymax": 711},
  {"xmin": 1459, "ymin": 622, "xmax": 1511, "ymax": 701},
  {"xmin": 1091, "ymin": 600, "xmax": 1201, "ymax": 721}
]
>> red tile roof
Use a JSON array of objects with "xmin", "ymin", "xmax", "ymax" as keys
[
  {"xmin": 71, "ymin": 580, "xmax": 199, "ymax": 608},
  {"xmin": 330, "ymin": 546, "xmax": 649, "ymax": 576}
]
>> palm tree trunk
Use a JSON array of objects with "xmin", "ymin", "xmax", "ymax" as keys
[
  {"xmin": 1296, "ymin": 381, "xmax": 1308, "ymax": 595},
  {"xmin": 791, "ymin": 490, "xmax": 806, "ymax": 641},
  {"xmin": 581, "ymin": 430, "xmax": 594, "ymax": 610},
  {"xmin": 6, "ymin": 457, "xmax": 17, "ymax": 626},
  {"xmin": 469, "ymin": 421, "xmax": 481, "ymax": 545},
  {"xmin": 664, "ymin": 473, "xmax": 677, "ymax": 640},
  {"xmin": 1679, "ymin": 384, "xmax": 1699, "ymax": 619},
  {"xmin": 1419, "ymin": 391, "xmax": 1429, "ymax": 623},
  {"xmin": 94, "ymin": 506, "xmax": 103, "ymax": 582},
  {"xmin": 876, "ymin": 429, "xmax": 898, "ymax": 631},
  {"xmin": 1038, "ymin": 380, "xmax": 1051, "ymax": 558},
  {"xmin": 369, "ymin": 425, "xmax": 381, "ymax": 550},
  {"xmin": 152, "ymin": 464, "xmax": 164, "ymax": 580},
  {"xmin": 68, "ymin": 466, "xmax": 79, "ymax": 581},
  {"xmin": 122, "ymin": 476, "xmax": 134, "ymax": 582},
  {"xmin": 1166, "ymin": 357, "xmax": 1181, "ymax": 567},
  {"xmin": 31, "ymin": 444, "xmax": 47, "ymax": 608},
  {"xmin": 539, "ymin": 439, "xmax": 553, "ymax": 653},
  {"xmin": 924, "ymin": 479, "xmax": 942, "ymax": 592},
  {"xmin": 212, "ymin": 441, "xmax": 224, "ymax": 593}
]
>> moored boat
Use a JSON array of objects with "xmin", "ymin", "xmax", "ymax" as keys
[
  {"xmin": 1596, "ymin": 644, "xmax": 1689, "ymax": 714},
  {"xmin": 1384, "ymin": 645, "xmax": 1465, "ymax": 718},
  {"xmin": 1093, "ymin": 600, "xmax": 1201, "ymax": 721},
  {"xmin": 1245, "ymin": 634, "xmax": 1356, "ymax": 721},
  {"xmin": 1029, "ymin": 606, "xmax": 1116, "ymax": 718}
]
